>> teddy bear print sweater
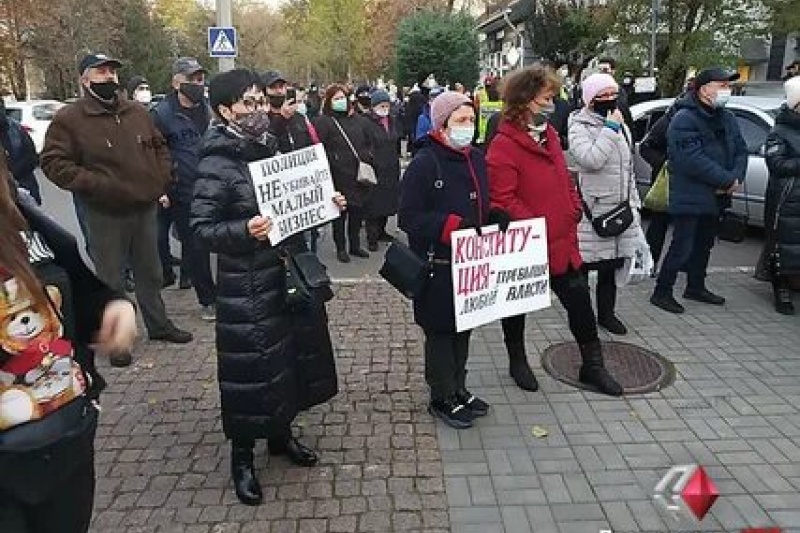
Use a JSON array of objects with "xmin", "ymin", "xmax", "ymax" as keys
[{"xmin": 0, "ymin": 230, "xmax": 89, "ymax": 432}]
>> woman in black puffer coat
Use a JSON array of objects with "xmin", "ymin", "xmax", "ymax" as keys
[
  {"xmin": 191, "ymin": 69, "xmax": 341, "ymax": 507},
  {"xmin": 756, "ymin": 79, "xmax": 800, "ymax": 315}
]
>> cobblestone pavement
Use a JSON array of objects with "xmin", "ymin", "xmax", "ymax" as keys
[{"xmin": 89, "ymin": 272, "xmax": 800, "ymax": 533}]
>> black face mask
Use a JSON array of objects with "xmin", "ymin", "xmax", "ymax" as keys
[
  {"xmin": 268, "ymin": 94, "xmax": 286, "ymax": 109},
  {"xmin": 89, "ymin": 81, "xmax": 119, "ymax": 102},
  {"xmin": 179, "ymin": 83, "xmax": 206, "ymax": 104},
  {"xmin": 593, "ymin": 99, "xmax": 618, "ymax": 117}
]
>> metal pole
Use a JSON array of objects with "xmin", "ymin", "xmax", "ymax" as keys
[
  {"xmin": 216, "ymin": 0, "xmax": 234, "ymax": 72},
  {"xmin": 649, "ymin": 0, "xmax": 658, "ymax": 76}
]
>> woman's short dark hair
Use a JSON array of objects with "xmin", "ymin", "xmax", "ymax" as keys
[
  {"xmin": 322, "ymin": 84, "xmax": 351, "ymax": 115},
  {"xmin": 208, "ymin": 68, "xmax": 263, "ymax": 123},
  {"xmin": 500, "ymin": 66, "xmax": 561, "ymax": 130}
]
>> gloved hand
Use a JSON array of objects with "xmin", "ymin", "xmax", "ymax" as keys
[
  {"xmin": 487, "ymin": 208, "xmax": 512, "ymax": 232},
  {"xmin": 458, "ymin": 215, "xmax": 482, "ymax": 236}
]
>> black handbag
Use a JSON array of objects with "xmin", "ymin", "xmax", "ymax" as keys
[
  {"xmin": 582, "ymin": 199, "xmax": 634, "ymax": 238},
  {"xmin": 717, "ymin": 210, "xmax": 748, "ymax": 243},
  {"xmin": 717, "ymin": 180, "xmax": 750, "ymax": 243},
  {"xmin": 379, "ymin": 241, "xmax": 433, "ymax": 299},
  {"xmin": 280, "ymin": 250, "xmax": 333, "ymax": 311}
]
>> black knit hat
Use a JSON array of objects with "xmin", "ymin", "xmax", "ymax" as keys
[{"xmin": 126, "ymin": 76, "xmax": 148, "ymax": 96}]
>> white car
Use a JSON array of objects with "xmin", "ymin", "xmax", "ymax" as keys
[{"xmin": 4, "ymin": 100, "xmax": 65, "ymax": 153}]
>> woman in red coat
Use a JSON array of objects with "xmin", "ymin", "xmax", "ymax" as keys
[{"xmin": 486, "ymin": 66, "xmax": 622, "ymax": 396}]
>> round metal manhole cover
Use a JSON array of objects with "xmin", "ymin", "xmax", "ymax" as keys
[{"xmin": 541, "ymin": 341, "xmax": 675, "ymax": 395}]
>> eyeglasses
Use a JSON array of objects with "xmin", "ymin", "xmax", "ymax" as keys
[{"xmin": 241, "ymin": 97, "xmax": 267, "ymax": 110}]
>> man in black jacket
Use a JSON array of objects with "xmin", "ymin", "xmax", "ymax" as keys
[
  {"xmin": 152, "ymin": 57, "xmax": 217, "ymax": 320},
  {"xmin": 263, "ymin": 70, "xmax": 315, "ymax": 153},
  {"xmin": 263, "ymin": 69, "xmax": 321, "ymax": 251},
  {"xmin": 639, "ymin": 83, "xmax": 695, "ymax": 271},
  {"xmin": 0, "ymin": 100, "xmax": 40, "ymax": 203}
]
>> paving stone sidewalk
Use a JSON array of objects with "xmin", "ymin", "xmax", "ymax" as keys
[{"xmin": 89, "ymin": 272, "xmax": 800, "ymax": 533}]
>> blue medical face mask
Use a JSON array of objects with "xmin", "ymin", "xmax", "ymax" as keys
[
  {"xmin": 331, "ymin": 99, "xmax": 348, "ymax": 113},
  {"xmin": 447, "ymin": 125, "xmax": 474, "ymax": 149}
]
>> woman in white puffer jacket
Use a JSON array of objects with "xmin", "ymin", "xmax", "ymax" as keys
[{"xmin": 569, "ymin": 73, "xmax": 642, "ymax": 335}]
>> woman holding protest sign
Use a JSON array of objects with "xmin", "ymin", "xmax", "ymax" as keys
[
  {"xmin": 192, "ymin": 69, "xmax": 346, "ymax": 506},
  {"xmin": 399, "ymin": 91, "xmax": 509, "ymax": 429},
  {"xmin": 486, "ymin": 66, "xmax": 623, "ymax": 396},
  {"xmin": 314, "ymin": 85, "xmax": 374, "ymax": 263}
]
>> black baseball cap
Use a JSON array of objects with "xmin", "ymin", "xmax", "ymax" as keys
[
  {"xmin": 172, "ymin": 57, "xmax": 205, "ymax": 76},
  {"xmin": 263, "ymin": 70, "xmax": 287, "ymax": 87},
  {"xmin": 78, "ymin": 53, "xmax": 122, "ymax": 74},
  {"xmin": 695, "ymin": 67, "xmax": 740, "ymax": 88}
]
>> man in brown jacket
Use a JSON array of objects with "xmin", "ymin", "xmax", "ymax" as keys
[{"xmin": 42, "ymin": 53, "xmax": 193, "ymax": 365}]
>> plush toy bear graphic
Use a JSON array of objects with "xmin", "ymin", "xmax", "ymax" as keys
[{"xmin": 0, "ymin": 275, "xmax": 84, "ymax": 430}]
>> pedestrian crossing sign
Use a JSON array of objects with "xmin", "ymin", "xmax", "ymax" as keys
[{"xmin": 208, "ymin": 27, "xmax": 237, "ymax": 58}]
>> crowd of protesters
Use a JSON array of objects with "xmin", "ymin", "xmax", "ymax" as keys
[{"xmin": 1, "ymin": 48, "xmax": 798, "ymax": 532}]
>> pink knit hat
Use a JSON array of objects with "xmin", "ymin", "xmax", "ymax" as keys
[
  {"xmin": 582, "ymin": 73, "xmax": 619, "ymax": 105},
  {"xmin": 431, "ymin": 91, "xmax": 472, "ymax": 130}
]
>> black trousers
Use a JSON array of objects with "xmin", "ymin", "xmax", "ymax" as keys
[
  {"xmin": 423, "ymin": 330, "xmax": 472, "ymax": 401},
  {"xmin": 0, "ymin": 461, "xmax": 95, "ymax": 533},
  {"xmin": 232, "ymin": 422, "xmax": 292, "ymax": 450},
  {"xmin": 332, "ymin": 207, "xmax": 364, "ymax": 252},
  {"xmin": 645, "ymin": 211, "xmax": 672, "ymax": 268},
  {"xmin": 366, "ymin": 216, "xmax": 388, "ymax": 245},
  {"xmin": 173, "ymin": 202, "xmax": 217, "ymax": 306},
  {"xmin": 157, "ymin": 204, "xmax": 181, "ymax": 281},
  {"xmin": 583, "ymin": 259, "xmax": 622, "ymax": 320},
  {"xmin": 502, "ymin": 267, "xmax": 598, "ymax": 347},
  {"xmin": 655, "ymin": 214, "xmax": 717, "ymax": 296}
]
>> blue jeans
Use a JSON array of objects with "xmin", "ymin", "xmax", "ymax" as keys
[{"xmin": 655, "ymin": 214, "xmax": 718, "ymax": 296}]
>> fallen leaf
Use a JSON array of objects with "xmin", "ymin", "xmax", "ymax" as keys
[{"xmin": 531, "ymin": 425, "xmax": 549, "ymax": 438}]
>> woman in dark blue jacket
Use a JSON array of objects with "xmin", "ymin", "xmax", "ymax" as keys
[{"xmin": 399, "ymin": 91, "xmax": 504, "ymax": 430}]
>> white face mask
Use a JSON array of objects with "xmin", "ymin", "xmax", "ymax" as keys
[
  {"xmin": 374, "ymin": 108, "xmax": 389, "ymax": 118},
  {"xmin": 134, "ymin": 89, "xmax": 152, "ymax": 104},
  {"xmin": 713, "ymin": 88, "xmax": 732, "ymax": 108}
]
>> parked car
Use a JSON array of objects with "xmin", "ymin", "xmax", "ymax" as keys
[
  {"xmin": 630, "ymin": 96, "xmax": 784, "ymax": 227},
  {"xmin": 4, "ymin": 100, "xmax": 65, "ymax": 153}
]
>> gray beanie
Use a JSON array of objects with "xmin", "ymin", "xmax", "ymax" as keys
[{"xmin": 430, "ymin": 91, "xmax": 471, "ymax": 130}]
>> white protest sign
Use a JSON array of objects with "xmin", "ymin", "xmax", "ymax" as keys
[
  {"xmin": 451, "ymin": 218, "xmax": 551, "ymax": 332},
  {"xmin": 248, "ymin": 144, "xmax": 340, "ymax": 245}
]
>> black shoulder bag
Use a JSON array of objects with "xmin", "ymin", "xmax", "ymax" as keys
[
  {"xmin": 579, "ymin": 127, "xmax": 634, "ymax": 238},
  {"xmin": 280, "ymin": 247, "xmax": 334, "ymax": 311},
  {"xmin": 379, "ymin": 152, "xmax": 442, "ymax": 299}
]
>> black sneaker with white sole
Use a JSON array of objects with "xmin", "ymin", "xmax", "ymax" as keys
[{"xmin": 428, "ymin": 397, "xmax": 474, "ymax": 429}]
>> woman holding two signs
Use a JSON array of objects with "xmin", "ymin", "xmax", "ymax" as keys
[{"xmin": 191, "ymin": 69, "xmax": 346, "ymax": 506}]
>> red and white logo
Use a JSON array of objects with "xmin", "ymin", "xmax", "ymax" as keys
[{"xmin": 654, "ymin": 465, "xmax": 719, "ymax": 521}]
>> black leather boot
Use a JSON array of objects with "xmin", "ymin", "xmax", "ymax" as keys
[
  {"xmin": 578, "ymin": 340, "xmax": 623, "ymax": 396},
  {"xmin": 269, "ymin": 436, "xmax": 319, "ymax": 467},
  {"xmin": 231, "ymin": 443, "xmax": 262, "ymax": 506},
  {"xmin": 506, "ymin": 342, "xmax": 539, "ymax": 391}
]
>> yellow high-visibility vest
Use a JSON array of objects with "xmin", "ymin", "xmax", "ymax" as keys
[{"xmin": 477, "ymin": 99, "xmax": 503, "ymax": 143}]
